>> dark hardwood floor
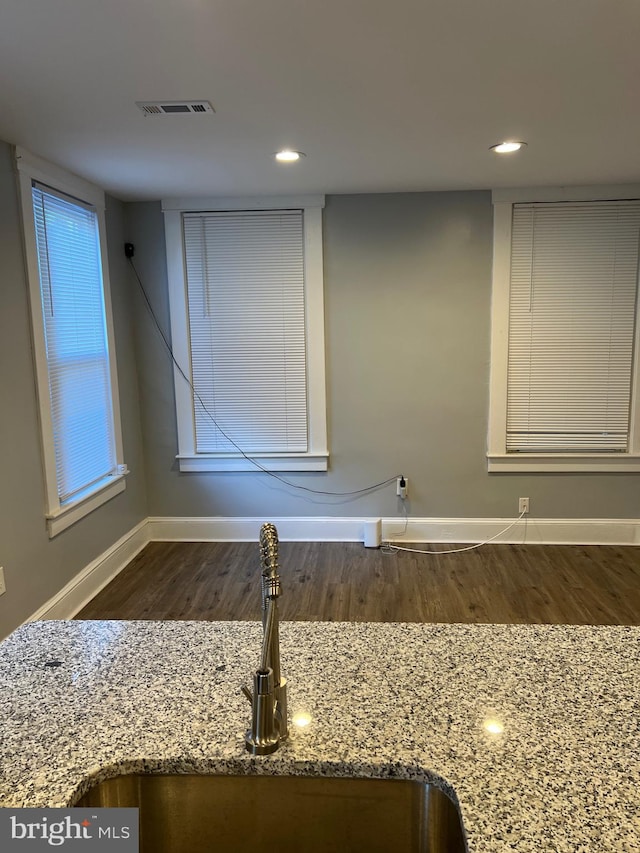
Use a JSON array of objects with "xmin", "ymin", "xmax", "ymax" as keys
[{"xmin": 75, "ymin": 540, "xmax": 640, "ymax": 625}]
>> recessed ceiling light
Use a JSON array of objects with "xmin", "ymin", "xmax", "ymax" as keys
[
  {"xmin": 490, "ymin": 141, "xmax": 527, "ymax": 154},
  {"xmin": 275, "ymin": 149, "xmax": 305, "ymax": 163}
]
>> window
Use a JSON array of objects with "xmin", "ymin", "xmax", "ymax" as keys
[
  {"xmin": 16, "ymin": 148, "xmax": 126, "ymax": 535},
  {"xmin": 162, "ymin": 195, "xmax": 327, "ymax": 471},
  {"xmin": 488, "ymin": 186, "xmax": 640, "ymax": 472}
]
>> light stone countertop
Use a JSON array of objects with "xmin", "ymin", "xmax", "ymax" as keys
[{"xmin": 0, "ymin": 619, "xmax": 638, "ymax": 852}]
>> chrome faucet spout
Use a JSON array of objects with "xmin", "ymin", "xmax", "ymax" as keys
[
  {"xmin": 260, "ymin": 593, "xmax": 277, "ymax": 673},
  {"xmin": 243, "ymin": 523, "xmax": 288, "ymax": 754}
]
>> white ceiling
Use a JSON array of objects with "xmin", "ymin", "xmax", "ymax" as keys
[{"xmin": 1, "ymin": 0, "xmax": 638, "ymax": 201}]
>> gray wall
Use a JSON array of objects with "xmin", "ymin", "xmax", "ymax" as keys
[
  {"xmin": 126, "ymin": 192, "xmax": 640, "ymax": 521},
  {"xmin": 2, "ymin": 150, "xmax": 639, "ymax": 639},
  {"xmin": 0, "ymin": 141, "xmax": 147, "ymax": 638}
]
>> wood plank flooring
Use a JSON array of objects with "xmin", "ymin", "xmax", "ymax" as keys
[{"xmin": 76, "ymin": 541, "xmax": 640, "ymax": 624}]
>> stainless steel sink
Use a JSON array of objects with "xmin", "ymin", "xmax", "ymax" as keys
[{"xmin": 76, "ymin": 773, "xmax": 466, "ymax": 852}]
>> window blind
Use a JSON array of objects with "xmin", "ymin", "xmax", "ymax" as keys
[
  {"xmin": 507, "ymin": 200, "xmax": 640, "ymax": 452},
  {"xmin": 32, "ymin": 183, "xmax": 117, "ymax": 501},
  {"xmin": 183, "ymin": 209, "xmax": 308, "ymax": 454}
]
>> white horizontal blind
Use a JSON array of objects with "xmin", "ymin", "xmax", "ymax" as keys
[
  {"xmin": 183, "ymin": 210, "xmax": 308, "ymax": 453},
  {"xmin": 32, "ymin": 183, "xmax": 117, "ymax": 501},
  {"xmin": 507, "ymin": 200, "xmax": 640, "ymax": 452}
]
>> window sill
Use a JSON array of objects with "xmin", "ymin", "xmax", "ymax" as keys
[
  {"xmin": 46, "ymin": 471, "xmax": 128, "ymax": 537},
  {"xmin": 176, "ymin": 453, "xmax": 329, "ymax": 472},
  {"xmin": 487, "ymin": 454, "xmax": 640, "ymax": 473}
]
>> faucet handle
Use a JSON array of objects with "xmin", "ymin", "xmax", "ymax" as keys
[{"xmin": 241, "ymin": 685, "xmax": 253, "ymax": 705}]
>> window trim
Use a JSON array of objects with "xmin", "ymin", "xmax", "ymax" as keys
[
  {"xmin": 488, "ymin": 185, "xmax": 640, "ymax": 473},
  {"xmin": 15, "ymin": 147, "xmax": 127, "ymax": 536},
  {"xmin": 162, "ymin": 195, "xmax": 328, "ymax": 472}
]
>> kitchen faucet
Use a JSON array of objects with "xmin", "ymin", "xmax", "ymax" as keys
[{"xmin": 242, "ymin": 522, "xmax": 288, "ymax": 755}]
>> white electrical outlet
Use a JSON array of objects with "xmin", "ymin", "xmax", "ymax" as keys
[
  {"xmin": 0, "ymin": 567, "xmax": 5, "ymax": 596},
  {"xmin": 518, "ymin": 497, "xmax": 530, "ymax": 515}
]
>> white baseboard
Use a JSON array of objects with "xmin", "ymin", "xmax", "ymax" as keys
[
  {"xmin": 25, "ymin": 513, "xmax": 639, "ymax": 628},
  {"xmin": 382, "ymin": 517, "xmax": 640, "ymax": 546},
  {"xmin": 27, "ymin": 520, "xmax": 150, "ymax": 622},
  {"xmin": 147, "ymin": 516, "xmax": 368, "ymax": 542},
  {"xmin": 148, "ymin": 515, "xmax": 640, "ymax": 546}
]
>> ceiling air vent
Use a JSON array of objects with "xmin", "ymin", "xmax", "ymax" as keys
[{"xmin": 136, "ymin": 100, "xmax": 215, "ymax": 117}]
